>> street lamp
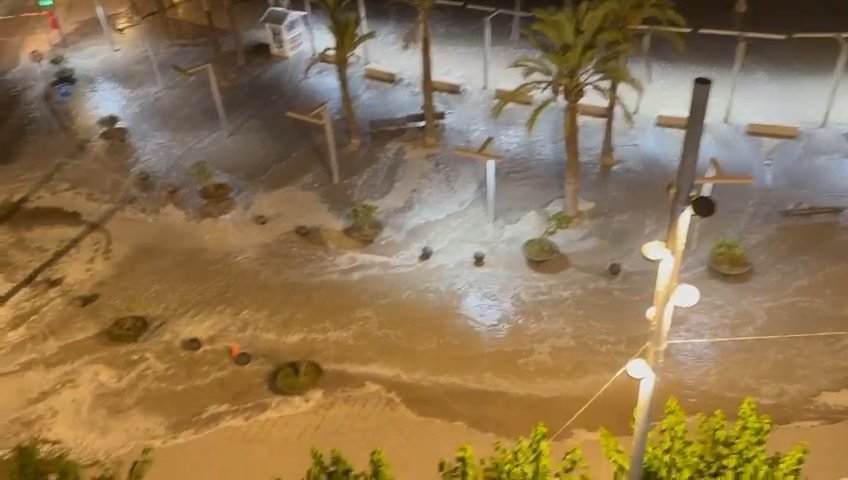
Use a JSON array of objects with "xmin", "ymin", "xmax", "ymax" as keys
[
  {"xmin": 630, "ymin": 77, "xmax": 713, "ymax": 480},
  {"xmin": 626, "ymin": 358, "xmax": 656, "ymax": 480}
]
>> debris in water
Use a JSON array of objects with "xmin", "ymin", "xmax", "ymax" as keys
[
  {"xmin": 420, "ymin": 246, "xmax": 433, "ymax": 261},
  {"xmin": 473, "ymin": 251, "xmax": 485, "ymax": 267}
]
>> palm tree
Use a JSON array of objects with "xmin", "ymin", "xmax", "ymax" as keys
[
  {"xmin": 599, "ymin": 0, "xmax": 685, "ymax": 168},
  {"xmin": 225, "ymin": 0, "xmax": 246, "ymax": 66},
  {"xmin": 400, "ymin": 0, "xmax": 438, "ymax": 147},
  {"xmin": 309, "ymin": 0, "xmax": 375, "ymax": 150},
  {"xmin": 493, "ymin": 3, "xmax": 638, "ymax": 216}
]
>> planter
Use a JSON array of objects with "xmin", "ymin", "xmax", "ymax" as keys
[
  {"xmin": 344, "ymin": 221, "xmax": 383, "ymax": 243},
  {"xmin": 709, "ymin": 256, "xmax": 753, "ymax": 276},
  {"xmin": 522, "ymin": 238, "xmax": 560, "ymax": 263},
  {"xmin": 99, "ymin": 127, "xmax": 128, "ymax": 142},
  {"xmin": 105, "ymin": 315, "xmax": 150, "ymax": 343},
  {"xmin": 272, "ymin": 360, "xmax": 323, "ymax": 395},
  {"xmin": 199, "ymin": 182, "xmax": 233, "ymax": 202}
]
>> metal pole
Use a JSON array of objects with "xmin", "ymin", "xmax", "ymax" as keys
[
  {"xmin": 486, "ymin": 159, "xmax": 496, "ymax": 224},
  {"xmin": 510, "ymin": 0, "xmax": 520, "ymax": 43},
  {"xmin": 822, "ymin": 37, "xmax": 848, "ymax": 127},
  {"xmin": 303, "ymin": 5, "xmax": 318, "ymax": 57},
  {"xmin": 630, "ymin": 77, "xmax": 712, "ymax": 479},
  {"xmin": 94, "ymin": 0, "xmax": 117, "ymax": 51},
  {"xmin": 207, "ymin": 66, "xmax": 228, "ymax": 133},
  {"xmin": 145, "ymin": 42, "xmax": 163, "ymax": 89},
  {"xmin": 356, "ymin": 0, "xmax": 370, "ymax": 63},
  {"xmin": 724, "ymin": 37, "xmax": 747, "ymax": 123},
  {"xmin": 483, "ymin": 13, "xmax": 494, "ymax": 90},
  {"xmin": 321, "ymin": 105, "xmax": 339, "ymax": 184},
  {"xmin": 629, "ymin": 373, "xmax": 656, "ymax": 480},
  {"xmin": 642, "ymin": 29, "xmax": 653, "ymax": 83}
]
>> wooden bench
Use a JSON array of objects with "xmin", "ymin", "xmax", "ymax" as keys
[
  {"xmin": 370, "ymin": 111, "xmax": 446, "ymax": 132},
  {"xmin": 494, "ymin": 88, "xmax": 533, "ymax": 105},
  {"xmin": 746, "ymin": 122, "xmax": 799, "ymax": 139},
  {"xmin": 432, "ymin": 78, "xmax": 462, "ymax": 94},
  {"xmin": 576, "ymin": 103, "xmax": 608, "ymax": 119},
  {"xmin": 655, "ymin": 114, "xmax": 688, "ymax": 129},
  {"xmin": 364, "ymin": 63, "xmax": 398, "ymax": 83}
]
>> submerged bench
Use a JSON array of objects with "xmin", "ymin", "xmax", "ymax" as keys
[
  {"xmin": 370, "ymin": 111, "xmax": 447, "ymax": 132},
  {"xmin": 655, "ymin": 114, "xmax": 688, "ymax": 129},
  {"xmin": 364, "ymin": 64, "xmax": 398, "ymax": 83},
  {"xmin": 494, "ymin": 88, "xmax": 533, "ymax": 105},
  {"xmin": 432, "ymin": 79, "xmax": 462, "ymax": 94},
  {"xmin": 576, "ymin": 103, "xmax": 608, "ymax": 118},
  {"xmin": 746, "ymin": 122, "xmax": 799, "ymax": 139}
]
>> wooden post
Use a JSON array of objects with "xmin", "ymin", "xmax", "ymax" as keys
[
  {"xmin": 823, "ymin": 37, "xmax": 848, "ymax": 127},
  {"xmin": 94, "ymin": 0, "xmax": 117, "ymax": 51},
  {"xmin": 454, "ymin": 136, "xmax": 502, "ymax": 224},
  {"xmin": 286, "ymin": 103, "xmax": 339, "ymax": 184},
  {"xmin": 483, "ymin": 13, "xmax": 494, "ymax": 90},
  {"xmin": 356, "ymin": 0, "xmax": 370, "ymax": 63},
  {"xmin": 304, "ymin": 0, "xmax": 317, "ymax": 56},
  {"xmin": 207, "ymin": 66, "xmax": 228, "ymax": 133},
  {"xmin": 725, "ymin": 37, "xmax": 747, "ymax": 123},
  {"xmin": 690, "ymin": 157, "xmax": 753, "ymax": 249},
  {"xmin": 145, "ymin": 41, "xmax": 163, "ymax": 89}
]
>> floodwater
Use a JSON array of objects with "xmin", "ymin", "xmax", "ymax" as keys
[{"xmin": 1, "ymin": 0, "xmax": 847, "ymax": 460}]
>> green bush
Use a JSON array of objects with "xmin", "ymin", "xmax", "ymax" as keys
[
  {"xmin": 710, "ymin": 238, "xmax": 748, "ymax": 268},
  {"xmin": 600, "ymin": 398, "xmax": 808, "ymax": 479},
  {"xmin": 300, "ymin": 398, "xmax": 806, "ymax": 479},
  {"xmin": 348, "ymin": 204, "xmax": 379, "ymax": 228},
  {"xmin": 0, "ymin": 443, "xmax": 153, "ymax": 480},
  {"xmin": 542, "ymin": 212, "xmax": 572, "ymax": 238}
]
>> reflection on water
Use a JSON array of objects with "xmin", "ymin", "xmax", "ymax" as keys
[{"xmin": 460, "ymin": 291, "xmax": 514, "ymax": 336}]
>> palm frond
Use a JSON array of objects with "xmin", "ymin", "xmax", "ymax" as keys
[
  {"xmin": 526, "ymin": 96, "xmax": 557, "ymax": 132},
  {"xmin": 304, "ymin": 48, "xmax": 332, "ymax": 77},
  {"xmin": 491, "ymin": 80, "xmax": 553, "ymax": 119}
]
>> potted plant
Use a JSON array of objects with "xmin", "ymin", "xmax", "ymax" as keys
[
  {"xmin": 344, "ymin": 203, "xmax": 382, "ymax": 242},
  {"xmin": 522, "ymin": 212, "xmax": 572, "ymax": 263},
  {"xmin": 105, "ymin": 315, "xmax": 150, "ymax": 343},
  {"xmin": 97, "ymin": 114, "xmax": 128, "ymax": 142},
  {"xmin": 272, "ymin": 360, "xmax": 323, "ymax": 395},
  {"xmin": 709, "ymin": 237, "xmax": 752, "ymax": 276},
  {"xmin": 189, "ymin": 161, "xmax": 232, "ymax": 202}
]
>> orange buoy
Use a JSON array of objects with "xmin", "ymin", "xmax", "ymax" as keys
[{"xmin": 229, "ymin": 344, "xmax": 240, "ymax": 358}]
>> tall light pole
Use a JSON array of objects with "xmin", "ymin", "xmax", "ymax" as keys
[{"xmin": 629, "ymin": 77, "xmax": 713, "ymax": 479}]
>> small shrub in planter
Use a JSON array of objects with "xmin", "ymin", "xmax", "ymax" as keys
[
  {"xmin": 709, "ymin": 237, "xmax": 752, "ymax": 275},
  {"xmin": 344, "ymin": 203, "xmax": 382, "ymax": 242},
  {"xmin": 273, "ymin": 360, "xmax": 323, "ymax": 395},
  {"xmin": 189, "ymin": 161, "xmax": 232, "ymax": 202},
  {"xmin": 51, "ymin": 67, "xmax": 76, "ymax": 86},
  {"xmin": 522, "ymin": 212, "xmax": 572, "ymax": 263},
  {"xmin": 105, "ymin": 315, "xmax": 150, "ymax": 343}
]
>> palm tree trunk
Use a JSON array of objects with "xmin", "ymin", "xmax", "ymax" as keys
[
  {"xmin": 153, "ymin": 0, "xmax": 169, "ymax": 38},
  {"xmin": 420, "ymin": 10, "xmax": 437, "ymax": 147},
  {"xmin": 226, "ymin": 0, "xmax": 245, "ymax": 66},
  {"xmin": 600, "ymin": 79, "xmax": 618, "ymax": 168},
  {"xmin": 201, "ymin": 0, "xmax": 221, "ymax": 58},
  {"xmin": 337, "ymin": 61, "xmax": 360, "ymax": 150},
  {"xmin": 564, "ymin": 101, "xmax": 580, "ymax": 216}
]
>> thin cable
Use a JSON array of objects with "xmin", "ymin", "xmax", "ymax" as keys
[
  {"xmin": 551, "ymin": 343, "xmax": 648, "ymax": 440},
  {"xmin": 667, "ymin": 331, "xmax": 848, "ymax": 345}
]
